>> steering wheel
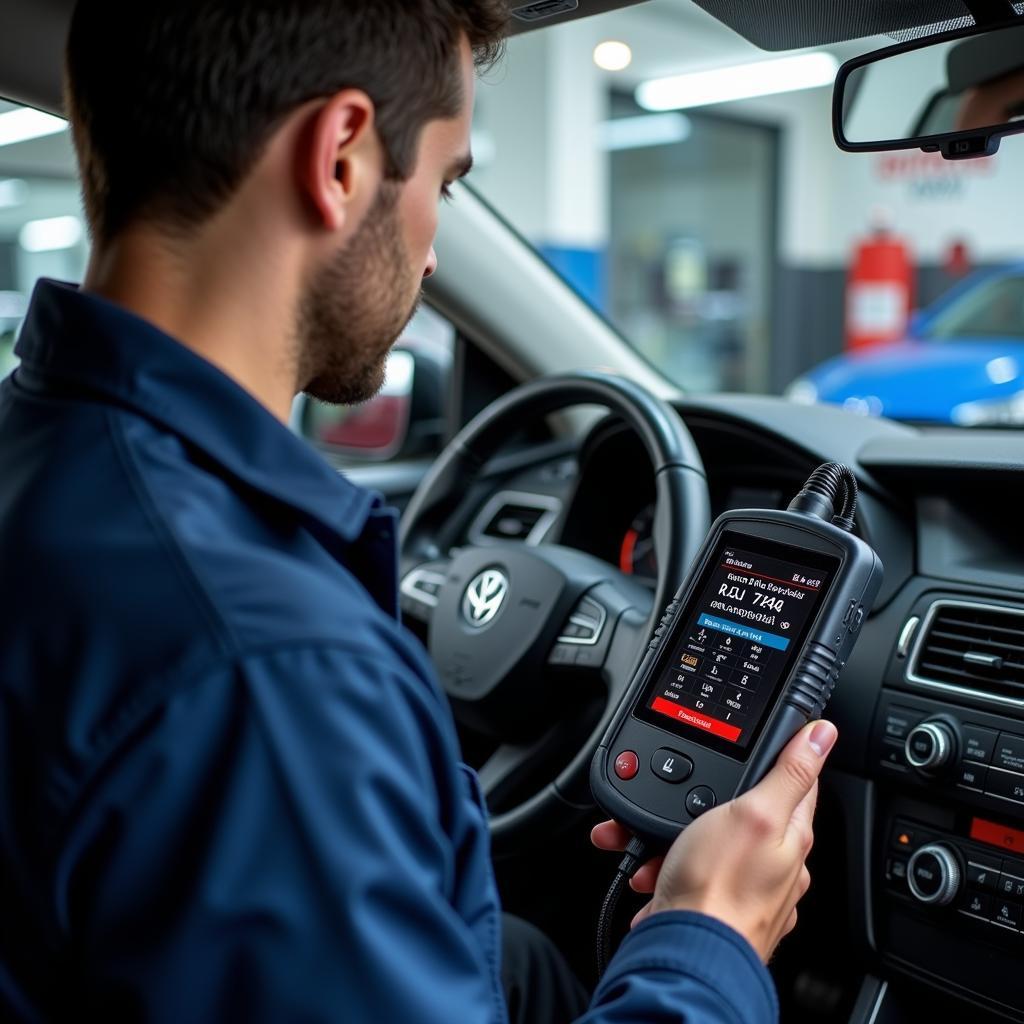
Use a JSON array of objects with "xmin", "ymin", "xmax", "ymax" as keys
[{"xmin": 399, "ymin": 371, "xmax": 710, "ymax": 852}]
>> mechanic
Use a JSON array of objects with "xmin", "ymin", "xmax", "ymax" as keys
[{"xmin": 0, "ymin": 2, "xmax": 837, "ymax": 1021}]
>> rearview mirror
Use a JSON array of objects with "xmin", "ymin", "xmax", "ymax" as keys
[{"xmin": 834, "ymin": 19, "xmax": 1024, "ymax": 159}]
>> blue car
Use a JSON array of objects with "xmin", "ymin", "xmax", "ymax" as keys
[{"xmin": 787, "ymin": 265, "xmax": 1024, "ymax": 426}]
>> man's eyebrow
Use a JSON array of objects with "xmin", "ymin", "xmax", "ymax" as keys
[{"xmin": 447, "ymin": 153, "xmax": 474, "ymax": 180}]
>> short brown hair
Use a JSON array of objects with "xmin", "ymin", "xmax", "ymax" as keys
[{"xmin": 65, "ymin": 0, "xmax": 508, "ymax": 244}]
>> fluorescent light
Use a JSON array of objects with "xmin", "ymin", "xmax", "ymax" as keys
[
  {"xmin": 599, "ymin": 112, "xmax": 691, "ymax": 151},
  {"xmin": 594, "ymin": 40, "xmax": 632, "ymax": 72},
  {"xmin": 0, "ymin": 107, "xmax": 67, "ymax": 148},
  {"xmin": 636, "ymin": 52, "xmax": 839, "ymax": 111},
  {"xmin": 19, "ymin": 216, "xmax": 83, "ymax": 253},
  {"xmin": 0, "ymin": 179, "xmax": 26, "ymax": 208}
]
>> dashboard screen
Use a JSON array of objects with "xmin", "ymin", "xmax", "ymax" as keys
[{"xmin": 634, "ymin": 531, "xmax": 840, "ymax": 761}]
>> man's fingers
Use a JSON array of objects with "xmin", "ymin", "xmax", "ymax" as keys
[
  {"xmin": 590, "ymin": 820, "xmax": 632, "ymax": 851},
  {"xmin": 629, "ymin": 856, "xmax": 665, "ymax": 894},
  {"xmin": 747, "ymin": 721, "xmax": 837, "ymax": 827}
]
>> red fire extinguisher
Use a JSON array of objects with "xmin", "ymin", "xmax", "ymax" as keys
[{"xmin": 845, "ymin": 226, "xmax": 914, "ymax": 351}]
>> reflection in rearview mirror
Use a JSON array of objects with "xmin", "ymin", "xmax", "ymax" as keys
[{"xmin": 836, "ymin": 22, "xmax": 1024, "ymax": 159}]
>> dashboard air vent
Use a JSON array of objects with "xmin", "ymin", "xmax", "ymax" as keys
[
  {"xmin": 469, "ymin": 491, "xmax": 561, "ymax": 546},
  {"xmin": 483, "ymin": 503, "xmax": 548, "ymax": 542},
  {"xmin": 909, "ymin": 600, "xmax": 1024, "ymax": 706}
]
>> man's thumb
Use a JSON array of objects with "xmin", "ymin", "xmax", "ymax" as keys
[{"xmin": 753, "ymin": 721, "xmax": 837, "ymax": 820}]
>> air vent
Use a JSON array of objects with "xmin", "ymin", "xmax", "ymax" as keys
[
  {"xmin": 468, "ymin": 491, "xmax": 560, "ymax": 546},
  {"xmin": 908, "ymin": 600, "xmax": 1024, "ymax": 707},
  {"xmin": 511, "ymin": 0, "xmax": 578, "ymax": 23}
]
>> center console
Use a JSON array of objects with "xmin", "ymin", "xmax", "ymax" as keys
[{"xmin": 868, "ymin": 594, "xmax": 1024, "ymax": 1019}]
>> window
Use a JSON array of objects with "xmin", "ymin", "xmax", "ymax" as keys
[
  {"xmin": 471, "ymin": 4, "xmax": 1024, "ymax": 426},
  {"xmin": 0, "ymin": 100, "xmax": 86, "ymax": 373},
  {"xmin": 293, "ymin": 304, "xmax": 455, "ymax": 464}
]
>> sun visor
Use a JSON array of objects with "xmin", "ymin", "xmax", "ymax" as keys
[{"xmin": 687, "ymin": 0, "xmax": 986, "ymax": 51}]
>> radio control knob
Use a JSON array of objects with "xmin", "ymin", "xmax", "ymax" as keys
[
  {"xmin": 904, "ymin": 720, "xmax": 956, "ymax": 771},
  {"xmin": 907, "ymin": 843, "xmax": 961, "ymax": 906}
]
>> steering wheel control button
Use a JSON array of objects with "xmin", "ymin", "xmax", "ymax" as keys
[
  {"xmin": 613, "ymin": 751, "xmax": 639, "ymax": 781},
  {"xmin": 908, "ymin": 843, "xmax": 961, "ymax": 905},
  {"xmin": 905, "ymin": 720, "xmax": 955, "ymax": 771},
  {"xmin": 651, "ymin": 749, "xmax": 693, "ymax": 784},
  {"xmin": 685, "ymin": 785, "xmax": 716, "ymax": 818}
]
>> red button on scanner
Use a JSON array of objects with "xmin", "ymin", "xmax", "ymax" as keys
[{"xmin": 614, "ymin": 750, "xmax": 639, "ymax": 780}]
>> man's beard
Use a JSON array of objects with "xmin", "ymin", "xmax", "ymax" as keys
[{"xmin": 296, "ymin": 183, "xmax": 421, "ymax": 406}]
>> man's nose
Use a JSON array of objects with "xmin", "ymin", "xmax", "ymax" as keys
[{"xmin": 423, "ymin": 246, "xmax": 438, "ymax": 279}]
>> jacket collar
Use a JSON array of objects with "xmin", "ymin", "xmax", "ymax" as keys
[{"xmin": 15, "ymin": 279, "xmax": 381, "ymax": 542}]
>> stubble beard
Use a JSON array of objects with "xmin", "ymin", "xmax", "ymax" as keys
[{"xmin": 297, "ymin": 182, "xmax": 421, "ymax": 406}]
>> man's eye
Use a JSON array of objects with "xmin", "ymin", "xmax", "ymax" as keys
[{"xmin": 441, "ymin": 183, "xmax": 454, "ymax": 202}]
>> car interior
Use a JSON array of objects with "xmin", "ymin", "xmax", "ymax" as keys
[{"xmin": 3, "ymin": 1, "xmax": 1024, "ymax": 1021}]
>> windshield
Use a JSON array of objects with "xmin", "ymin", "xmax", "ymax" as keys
[{"xmin": 472, "ymin": 2, "xmax": 1024, "ymax": 427}]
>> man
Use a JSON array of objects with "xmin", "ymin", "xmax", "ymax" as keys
[{"xmin": 0, "ymin": 2, "xmax": 836, "ymax": 1021}]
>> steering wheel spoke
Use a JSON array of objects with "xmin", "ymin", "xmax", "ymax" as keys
[
  {"xmin": 398, "ymin": 561, "xmax": 450, "ymax": 625},
  {"xmin": 548, "ymin": 593, "xmax": 612, "ymax": 671},
  {"xmin": 477, "ymin": 728, "xmax": 564, "ymax": 810}
]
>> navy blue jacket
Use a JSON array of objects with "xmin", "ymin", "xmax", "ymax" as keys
[{"xmin": 0, "ymin": 280, "xmax": 776, "ymax": 1022}]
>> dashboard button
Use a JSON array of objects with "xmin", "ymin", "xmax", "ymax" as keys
[
  {"xmin": 890, "ymin": 823, "xmax": 917, "ymax": 852},
  {"xmin": 999, "ymin": 867, "xmax": 1024, "ymax": 900},
  {"xmin": 963, "ymin": 724, "xmax": 998, "ymax": 764},
  {"xmin": 685, "ymin": 786, "xmax": 716, "ymax": 817},
  {"xmin": 986, "ymin": 768, "xmax": 1024, "ymax": 805},
  {"xmin": 883, "ymin": 706, "xmax": 918, "ymax": 741},
  {"xmin": 886, "ymin": 856, "xmax": 908, "ymax": 885},
  {"xmin": 993, "ymin": 900, "xmax": 1022, "ymax": 930},
  {"xmin": 613, "ymin": 751, "xmax": 639, "ymax": 781},
  {"xmin": 651, "ymin": 749, "xmax": 692, "ymax": 784},
  {"xmin": 966, "ymin": 860, "xmax": 1000, "ymax": 892},
  {"xmin": 880, "ymin": 741, "xmax": 908, "ymax": 770},
  {"xmin": 996, "ymin": 734, "xmax": 1024, "ymax": 774},
  {"xmin": 960, "ymin": 890, "xmax": 992, "ymax": 919},
  {"xmin": 957, "ymin": 762, "xmax": 988, "ymax": 792}
]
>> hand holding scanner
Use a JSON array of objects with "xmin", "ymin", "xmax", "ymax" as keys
[{"xmin": 591, "ymin": 463, "xmax": 883, "ymax": 848}]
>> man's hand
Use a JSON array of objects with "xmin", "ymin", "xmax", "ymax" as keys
[{"xmin": 592, "ymin": 720, "xmax": 837, "ymax": 963}]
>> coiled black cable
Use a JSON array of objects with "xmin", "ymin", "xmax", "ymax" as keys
[
  {"xmin": 596, "ymin": 836, "xmax": 647, "ymax": 978},
  {"xmin": 787, "ymin": 462, "xmax": 859, "ymax": 532}
]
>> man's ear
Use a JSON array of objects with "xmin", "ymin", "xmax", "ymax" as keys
[{"xmin": 302, "ymin": 90, "xmax": 382, "ymax": 234}]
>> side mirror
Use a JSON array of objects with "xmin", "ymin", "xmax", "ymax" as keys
[
  {"xmin": 834, "ymin": 18, "xmax": 1024, "ymax": 160},
  {"xmin": 294, "ymin": 345, "xmax": 448, "ymax": 462}
]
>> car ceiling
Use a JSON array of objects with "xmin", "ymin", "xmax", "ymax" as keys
[{"xmin": 0, "ymin": 0, "xmax": 1006, "ymax": 116}]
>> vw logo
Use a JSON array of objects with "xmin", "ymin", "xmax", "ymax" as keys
[{"xmin": 461, "ymin": 569, "xmax": 509, "ymax": 629}]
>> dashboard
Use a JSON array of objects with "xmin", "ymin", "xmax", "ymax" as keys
[{"xmin": 455, "ymin": 394, "xmax": 1024, "ymax": 1023}]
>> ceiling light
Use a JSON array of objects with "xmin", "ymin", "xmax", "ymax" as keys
[
  {"xmin": 19, "ymin": 216, "xmax": 83, "ymax": 253},
  {"xmin": 598, "ymin": 113, "xmax": 691, "ymax": 151},
  {"xmin": 594, "ymin": 40, "xmax": 632, "ymax": 72},
  {"xmin": 0, "ymin": 107, "xmax": 68, "ymax": 148},
  {"xmin": 636, "ymin": 52, "xmax": 839, "ymax": 111}
]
